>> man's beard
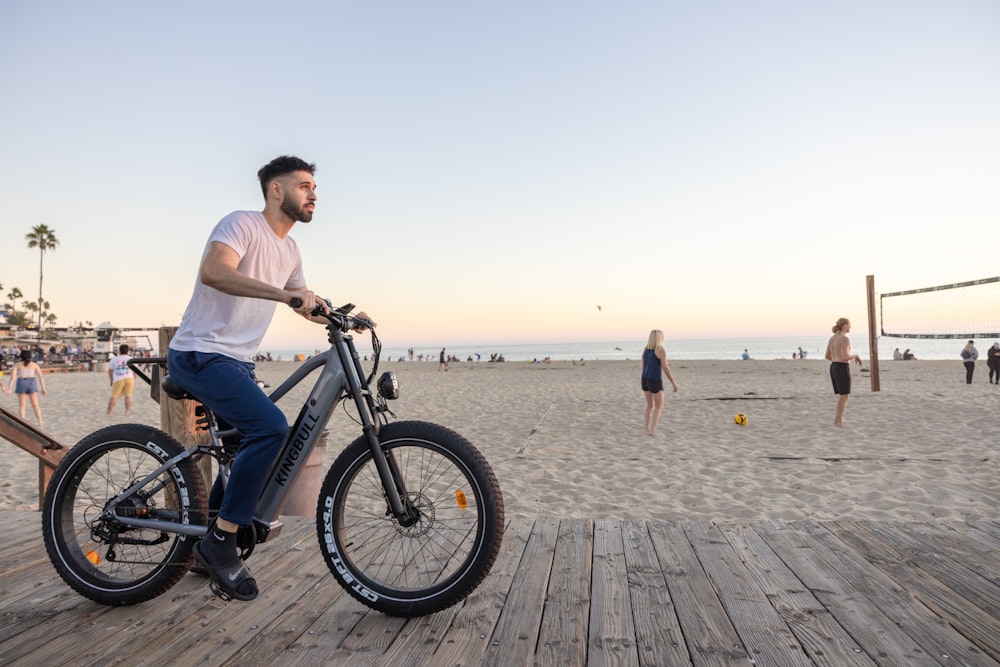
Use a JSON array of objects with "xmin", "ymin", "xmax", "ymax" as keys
[{"xmin": 281, "ymin": 199, "xmax": 313, "ymax": 223}]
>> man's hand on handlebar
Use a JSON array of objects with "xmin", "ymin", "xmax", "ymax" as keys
[
  {"xmin": 287, "ymin": 291, "xmax": 326, "ymax": 319},
  {"xmin": 352, "ymin": 312, "xmax": 376, "ymax": 332},
  {"xmin": 287, "ymin": 292, "xmax": 375, "ymax": 332}
]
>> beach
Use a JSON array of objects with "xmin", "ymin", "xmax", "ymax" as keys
[{"xmin": 2, "ymin": 359, "xmax": 997, "ymax": 522}]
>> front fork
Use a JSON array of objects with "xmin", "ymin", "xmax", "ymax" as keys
[
  {"xmin": 343, "ymin": 338, "xmax": 419, "ymax": 527},
  {"xmin": 363, "ymin": 428, "xmax": 420, "ymax": 527}
]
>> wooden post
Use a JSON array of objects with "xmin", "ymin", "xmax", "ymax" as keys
[
  {"xmin": 158, "ymin": 327, "xmax": 213, "ymax": 489},
  {"xmin": 866, "ymin": 275, "xmax": 881, "ymax": 392},
  {"xmin": 39, "ymin": 459, "xmax": 54, "ymax": 507}
]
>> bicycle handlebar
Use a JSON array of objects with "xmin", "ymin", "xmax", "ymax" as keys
[{"xmin": 289, "ymin": 296, "xmax": 373, "ymax": 332}]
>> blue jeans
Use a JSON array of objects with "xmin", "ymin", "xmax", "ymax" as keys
[{"xmin": 167, "ymin": 350, "xmax": 288, "ymax": 525}]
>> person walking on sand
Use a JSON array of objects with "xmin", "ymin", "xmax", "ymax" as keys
[
  {"xmin": 825, "ymin": 317, "xmax": 863, "ymax": 427},
  {"xmin": 439, "ymin": 347, "xmax": 448, "ymax": 371},
  {"xmin": 107, "ymin": 344, "xmax": 135, "ymax": 415},
  {"xmin": 167, "ymin": 155, "xmax": 373, "ymax": 603},
  {"xmin": 641, "ymin": 329, "xmax": 679, "ymax": 436},
  {"xmin": 7, "ymin": 349, "xmax": 46, "ymax": 426},
  {"xmin": 987, "ymin": 342, "xmax": 1000, "ymax": 385},
  {"xmin": 961, "ymin": 340, "xmax": 978, "ymax": 384}
]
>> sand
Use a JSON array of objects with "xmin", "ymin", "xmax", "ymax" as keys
[{"xmin": 2, "ymin": 358, "xmax": 997, "ymax": 522}]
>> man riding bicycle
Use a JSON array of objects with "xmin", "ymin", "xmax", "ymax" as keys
[{"xmin": 167, "ymin": 155, "xmax": 372, "ymax": 601}]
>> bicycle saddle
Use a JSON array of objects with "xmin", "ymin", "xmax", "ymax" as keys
[{"xmin": 161, "ymin": 375, "xmax": 196, "ymax": 401}]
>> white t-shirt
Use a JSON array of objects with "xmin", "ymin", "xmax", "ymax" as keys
[
  {"xmin": 109, "ymin": 354, "xmax": 134, "ymax": 382},
  {"xmin": 170, "ymin": 210, "xmax": 306, "ymax": 361}
]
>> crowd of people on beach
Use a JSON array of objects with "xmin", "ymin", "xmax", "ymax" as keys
[
  {"xmin": 1, "ymin": 344, "xmax": 92, "ymax": 370},
  {"xmin": 395, "ymin": 348, "xmax": 505, "ymax": 363},
  {"xmin": 0, "ymin": 344, "xmax": 156, "ymax": 372}
]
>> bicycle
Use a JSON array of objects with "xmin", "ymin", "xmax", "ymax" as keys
[{"xmin": 41, "ymin": 302, "xmax": 504, "ymax": 617}]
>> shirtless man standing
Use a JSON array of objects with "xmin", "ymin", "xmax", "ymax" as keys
[{"xmin": 825, "ymin": 317, "xmax": 863, "ymax": 427}]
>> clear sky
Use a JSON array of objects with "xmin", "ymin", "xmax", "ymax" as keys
[{"xmin": 1, "ymin": 1, "xmax": 998, "ymax": 352}]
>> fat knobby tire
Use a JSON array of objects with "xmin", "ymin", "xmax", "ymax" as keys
[
  {"xmin": 42, "ymin": 424, "xmax": 208, "ymax": 605},
  {"xmin": 316, "ymin": 420, "xmax": 504, "ymax": 616}
]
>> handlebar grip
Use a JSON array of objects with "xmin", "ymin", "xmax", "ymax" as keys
[{"xmin": 289, "ymin": 297, "xmax": 303, "ymax": 309}]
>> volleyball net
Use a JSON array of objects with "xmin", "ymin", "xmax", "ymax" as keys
[{"xmin": 879, "ymin": 276, "xmax": 1000, "ymax": 339}]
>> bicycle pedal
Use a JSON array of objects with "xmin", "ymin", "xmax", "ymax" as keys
[{"xmin": 208, "ymin": 580, "xmax": 233, "ymax": 602}]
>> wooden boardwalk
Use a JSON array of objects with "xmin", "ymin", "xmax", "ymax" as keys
[{"xmin": 1, "ymin": 510, "xmax": 998, "ymax": 666}]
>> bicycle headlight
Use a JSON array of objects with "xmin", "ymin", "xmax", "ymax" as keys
[{"xmin": 377, "ymin": 371, "xmax": 399, "ymax": 400}]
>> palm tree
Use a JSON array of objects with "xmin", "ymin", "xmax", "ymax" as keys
[
  {"xmin": 23, "ymin": 301, "xmax": 38, "ymax": 324},
  {"xmin": 26, "ymin": 224, "xmax": 59, "ymax": 333},
  {"xmin": 39, "ymin": 300, "xmax": 52, "ymax": 332},
  {"xmin": 7, "ymin": 286, "xmax": 22, "ymax": 313}
]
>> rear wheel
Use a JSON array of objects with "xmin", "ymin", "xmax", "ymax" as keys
[
  {"xmin": 317, "ymin": 421, "xmax": 504, "ymax": 616},
  {"xmin": 42, "ymin": 424, "xmax": 208, "ymax": 606}
]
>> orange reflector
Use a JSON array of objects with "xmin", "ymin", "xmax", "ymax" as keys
[
  {"xmin": 454, "ymin": 490, "xmax": 468, "ymax": 510},
  {"xmin": 86, "ymin": 550, "xmax": 101, "ymax": 565}
]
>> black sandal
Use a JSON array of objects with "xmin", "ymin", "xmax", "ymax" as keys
[{"xmin": 192, "ymin": 540, "xmax": 258, "ymax": 601}]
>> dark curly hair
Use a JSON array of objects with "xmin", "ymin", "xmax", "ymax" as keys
[{"xmin": 257, "ymin": 156, "xmax": 316, "ymax": 199}]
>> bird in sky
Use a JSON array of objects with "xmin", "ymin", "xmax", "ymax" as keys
[{"xmin": 596, "ymin": 305, "xmax": 602, "ymax": 311}]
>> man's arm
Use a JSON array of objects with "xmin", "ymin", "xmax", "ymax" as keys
[{"xmin": 199, "ymin": 241, "xmax": 317, "ymax": 317}]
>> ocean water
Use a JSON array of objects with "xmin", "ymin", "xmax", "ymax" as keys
[{"xmin": 265, "ymin": 335, "xmax": 988, "ymax": 363}]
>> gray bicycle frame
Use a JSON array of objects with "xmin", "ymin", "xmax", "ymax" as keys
[{"xmin": 108, "ymin": 327, "xmax": 401, "ymax": 539}]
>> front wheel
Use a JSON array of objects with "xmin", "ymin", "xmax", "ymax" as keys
[
  {"xmin": 42, "ymin": 424, "xmax": 209, "ymax": 606},
  {"xmin": 317, "ymin": 421, "xmax": 504, "ymax": 616}
]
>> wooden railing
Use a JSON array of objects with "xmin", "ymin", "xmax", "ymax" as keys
[{"xmin": 0, "ymin": 404, "xmax": 67, "ymax": 507}]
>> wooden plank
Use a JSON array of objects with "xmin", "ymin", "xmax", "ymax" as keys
[
  {"xmin": 0, "ymin": 513, "xmax": 60, "ymax": 607},
  {"xmin": 0, "ymin": 563, "xmax": 98, "ymax": 644},
  {"xmin": 5, "ymin": 513, "xmax": 1000, "ymax": 666},
  {"xmin": 0, "ymin": 582, "xmax": 121, "ymax": 662},
  {"xmin": 588, "ymin": 519, "xmax": 638, "ymax": 666},
  {"xmin": 211, "ymin": 550, "xmax": 346, "ymax": 666},
  {"xmin": 757, "ymin": 521, "xmax": 940, "ymax": 666},
  {"xmin": 481, "ymin": 517, "xmax": 559, "ymax": 665},
  {"xmin": 827, "ymin": 521, "xmax": 1000, "ymax": 662},
  {"xmin": 423, "ymin": 519, "xmax": 535, "ymax": 667},
  {"xmin": 899, "ymin": 522, "xmax": 1000, "ymax": 587},
  {"xmin": 796, "ymin": 521, "xmax": 996, "ymax": 667},
  {"xmin": 684, "ymin": 521, "xmax": 810, "ymax": 667},
  {"xmin": 0, "ymin": 510, "xmax": 41, "ymax": 553},
  {"xmin": 646, "ymin": 522, "xmax": 747, "ymax": 666},
  {"xmin": 314, "ymin": 614, "xmax": 410, "ymax": 666},
  {"xmin": 946, "ymin": 521, "xmax": 1000, "ymax": 560},
  {"xmin": 127, "ymin": 520, "xmax": 323, "ymax": 666},
  {"xmin": 266, "ymin": 593, "xmax": 369, "ymax": 666},
  {"xmin": 535, "ymin": 519, "xmax": 594, "ymax": 667},
  {"xmin": 620, "ymin": 520, "xmax": 691, "ymax": 667},
  {"xmin": 718, "ymin": 523, "xmax": 874, "ymax": 666},
  {"xmin": 970, "ymin": 520, "xmax": 1000, "ymax": 543},
  {"xmin": 359, "ymin": 604, "xmax": 465, "ymax": 667},
  {"xmin": 26, "ymin": 519, "xmax": 319, "ymax": 666}
]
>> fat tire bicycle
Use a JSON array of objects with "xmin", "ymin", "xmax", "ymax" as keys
[{"xmin": 41, "ymin": 302, "xmax": 504, "ymax": 617}]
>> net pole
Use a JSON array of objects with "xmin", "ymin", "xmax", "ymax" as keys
[{"xmin": 866, "ymin": 274, "xmax": 880, "ymax": 392}]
